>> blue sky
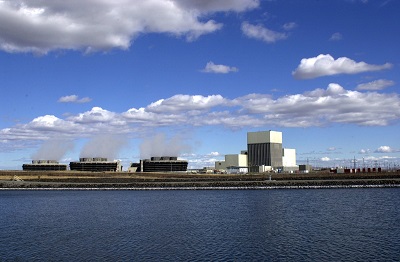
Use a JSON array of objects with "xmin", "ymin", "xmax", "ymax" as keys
[{"xmin": 0, "ymin": 0, "xmax": 399, "ymax": 170}]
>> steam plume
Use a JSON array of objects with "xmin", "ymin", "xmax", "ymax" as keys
[
  {"xmin": 32, "ymin": 139, "xmax": 74, "ymax": 161},
  {"xmin": 140, "ymin": 133, "xmax": 191, "ymax": 159},
  {"xmin": 80, "ymin": 135, "xmax": 128, "ymax": 160}
]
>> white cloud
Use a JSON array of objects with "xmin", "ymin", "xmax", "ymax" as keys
[
  {"xmin": 233, "ymin": 83, "xmax": 400, "ymax": 127},
  {"xmin": 283, "ymin": 22, "xmax": 297, "ymax": 30},
  {"xmin": 68, "ymin": 107, "xmax": 126, "ymax": 127},
  {"xmin": 58, "ymin": 95, "xmax": 92, "ymax": 103},
  {"xmin": 241, "ymin": 22, "xmax": 288, "ymax": 43},
  {"xmin": 174, "ymin": 0, "xmax": 259, "ymax": 12},
  {"xmin": 292, "ymin": 54, "xmax": 393, "ymax": 79},
  {"xmin": 183, "ymin": 152, "xmax": 224, "ymax": 169},
  {"xmin": 202, "ymin": 61, "xmax": 238, "ymax": 74},
  {"xmin": 329, "ymin": 32, "xmax": 343, "ymax": 41},
  {"xmin": 375, "ymin": 146, "xmax": 397, "ymax": 153},
  {"xmin": 2, "ymin": 84, "xmax": 400, "ymax": 145},
  {"xmin": 356, "ymin": 79, "xmax": 395, "ymax": 91},
  {"xmin": 321, "ymin": 157, "xmax": 330, "ymax": 161},
  {"xmin": 0, "ymin": 115, "xmax": 81, "ymax": 141},
  {"xmin": 146, "ymin": 94, "xmax": 227, "ymax": 113},
  {"xmin": 0, "ymin": 0, "xmax": 259, "ymax": 54},
  {"xmin": 359, "ymin": 149, "xmax": 371, "ymax": 154}
]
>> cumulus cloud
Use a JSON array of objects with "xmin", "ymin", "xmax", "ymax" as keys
[
  {"xmin": 68, "ymin": 107, "xmax": 124, "ymax": 126},
  {"xmin": 283, "ymin": 22, "xmax": 297, "ymax": 30},
  {"xmin": 0, "ymin": 115, "xmax": 81, "ymax": 142},
  {"xmin": 356, "ymin": 79, "xmax": 395, "ymax": 91},
  {"xmin": 375, "ymin": 146, "xmax": 397, "ymax": 153},
  {"xmin": 321, "ymin": 157, "xmax": 331, "ymax": 161},
  {"xmin": 241, "ymin": 22, "xmax": 288, "ymax": 43},
  {"xmin": 359, "ymin": 149, "xmax": 371, "ymax": 154},
  {"xmin": 201, "ymin": 61, "xmax": 238, "ymax": 74},
  {"xmin": 0, "ymin": 0, "xmax": 259, "ymax": 54},
  {"xmin": 183, "ymin": 152, "xmax": 224, "ymax": 169},
  {"xmin": 146, "ymin": 94, "xmax": 227, "ymax": 113},
  {"xmin": 58, "ymin": 95, "xmax": 92, "ymax": 103},
  {"xmin": 174, "ymin": 0, "xmax": 259, "ymax": 12},
  {"xmin": 1, "ymin": 85, "xmax": 400, "ymax": 145},
  {"xmin": 329, "ymin": 32, "xmax": 343, "ymax": 41},
  {"xmin": 292, "ymin": 54, "xmax": 393, "ymax": 79}
]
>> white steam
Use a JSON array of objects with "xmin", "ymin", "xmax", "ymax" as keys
[
  {"xmin": 140, "ymin": 133, "xmax": 191, "ymax": 159},
  {"xmin": 80, "ymin": 135, "xmax": 128, "ymax": 160},
  {"xmin": 32, "ymin": 139, "xmax": 74, "ymax": 161}
]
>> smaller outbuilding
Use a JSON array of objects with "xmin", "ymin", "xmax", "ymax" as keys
[{"xmin": 215, "ymin": 153, "xmax": 248, "ymax": 174}]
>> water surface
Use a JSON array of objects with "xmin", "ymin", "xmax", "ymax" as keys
[{"xmin": 1, "ymin": 189, "xmax": 399, "ymax": 261}]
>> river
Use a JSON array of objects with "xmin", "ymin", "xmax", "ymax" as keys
[{"xmin": 1, "ymin": 188, "xmax": 399, "ymax": 261}]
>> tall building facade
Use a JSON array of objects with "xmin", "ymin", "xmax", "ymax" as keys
[{"xmin": 247, "ymin": 131, "xmax": 283, "ymax": 168}]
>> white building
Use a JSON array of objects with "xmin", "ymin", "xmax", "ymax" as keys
[
  {"xmin": 215, "ymin": 130, "xmax": 298, "ymax": 174},
  {"xmin": 282, "ymin": 148, "xmax": 298, "ymax": 172},
  {"xmin": 215, "ymin": 154, "xmax": 248, "ymax": 174},
  {"xmin": 282, "ymin": 148, "xmax": 296, "ymax": 167}
]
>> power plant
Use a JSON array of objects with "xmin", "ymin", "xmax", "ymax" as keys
[
  {"xmin": 21, "ymin": 130, "xmax": 297, "ymax": 173},
  {"xmin": 215, "ymin": 130, "xmax": 298, "ymax": 174}
]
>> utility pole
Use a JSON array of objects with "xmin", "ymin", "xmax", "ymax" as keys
[{"xmin": 351, "ymin": 156, "xmax": 357, "ymax": 172}]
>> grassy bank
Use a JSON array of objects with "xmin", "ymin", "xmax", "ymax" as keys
[{"xmin": 1, "ymin": 170, "xmax": 400, "ymax": 189}]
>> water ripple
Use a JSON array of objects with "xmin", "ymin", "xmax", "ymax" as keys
[{"xmin": 1, "ymin": 189, "xmax": 399, "ymax": 261}]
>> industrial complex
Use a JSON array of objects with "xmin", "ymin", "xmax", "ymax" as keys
[
  {"xmin": 215, "ymin": 130, "xmax": 298, "ymax": 174},
  {"xmin": 22, "ymin": 130, "xmax": 299, "ymax": 174}
]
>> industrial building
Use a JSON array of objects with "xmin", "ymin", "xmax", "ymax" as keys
[
  {"xmin": 215, "ymin": 154, "xmax": 248, "ymax": 174},
  {"xmin": 247, "ymin": 130, "xmax": 283, "ymax": 171},
  {"xmin": 69, "ymin": 158, "xmax": 122, "ymax": 172},
  {"xmin": 22, "ymin": 160, "xmax": 67, "ymax": 171},
  {"xmin": 299, "ymin": 164, "xmax": 312, "ymax": 173},
  {"xmin": 281, "ymin": 148, "xmax": 298, "ymax": 172},
  {"xmin": 129, "ymin": 157, "xmax": 188, "ymax": 172},
  {"xmin": 215, "ymin": 130, "xmax": 298, "ymax": 173}
]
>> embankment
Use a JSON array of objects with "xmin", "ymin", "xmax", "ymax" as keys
[{"xmin": 1, "ymin": 170, "xmax": 400, "ymax": 189}]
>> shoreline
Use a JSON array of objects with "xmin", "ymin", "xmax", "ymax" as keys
[
  {"xmin": 1, "ymin": 184, "xmax": 400, "ymax": 191},
  {"xmin": 2, "ymin": 179, "xmax": 400, "ymax": 191},
  {"xmin": 1, "ymin": 171, "xmax": 400, "ymax": 190}
]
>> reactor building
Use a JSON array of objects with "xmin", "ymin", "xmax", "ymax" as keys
[
  {"xmin": 69, "ymin": 158, "xmax": 122, "ymax": 172},
  {"xmin": 247, "ymin": 130, "xmax": 283, "ymax": 169},
  {"xmin": 216, "ymin": 130, "xmax": 298, "ymax": 173}
]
